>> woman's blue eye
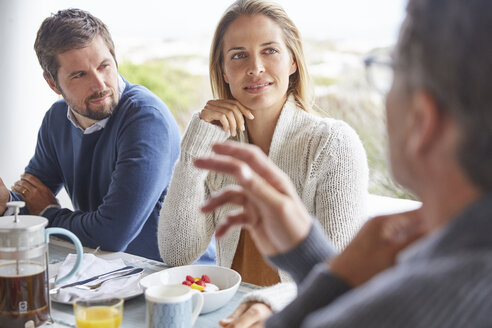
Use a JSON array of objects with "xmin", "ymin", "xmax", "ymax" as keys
[
  {"xmin": 232, "ymin": 53, "xmax": 246, "ymax": 59},
  {"xmin": 265, "ymin": 48, "xmax": 278, "ymax": 54}
]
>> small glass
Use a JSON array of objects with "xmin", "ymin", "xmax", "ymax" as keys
[{"xmin": 73, "ymin": 298, "xmax": 123, "ymax": 328}]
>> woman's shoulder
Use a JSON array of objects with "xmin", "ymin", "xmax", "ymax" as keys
[{"xmin": 293, "ymin": 109, "xmax": 361, "ymax": 148}]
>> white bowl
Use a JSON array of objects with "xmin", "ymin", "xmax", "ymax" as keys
[{"xmin": 139, "ymin": 265, "xmax": 241, "ymax": 314}]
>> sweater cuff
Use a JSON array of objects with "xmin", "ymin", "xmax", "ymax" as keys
[
  {"xmin": 240, "ymin": 282, "xmax": 297, "ymax": 313},
  {"xmin": 268, "ymin": 220, "xmax": 336, "ymax": 285},
  {"xmin": 266, "ymin": 263, "xmax": 351, "ymax": 328},
  {"xmin": 181, "ymin": 112, "xmax": 231, "ymax": 157}
]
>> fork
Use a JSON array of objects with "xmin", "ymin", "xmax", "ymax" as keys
[{"xmin": 75, "ymin": 267, "xmax": 144, "ymax": 291}]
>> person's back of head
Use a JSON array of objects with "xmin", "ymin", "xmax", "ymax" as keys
[
  {"xmin": 395, "ymin": 0, "xmax": 492, "ymax": 192},
  {"xmin": 34, "ymin": 8, "xmax": 116, "ymax": 83}
]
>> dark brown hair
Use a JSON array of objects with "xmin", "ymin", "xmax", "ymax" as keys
[{"xmin": 34, "ymin": 8, "xmax": 116, "ymax": 81}]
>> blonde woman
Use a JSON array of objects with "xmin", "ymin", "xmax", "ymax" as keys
[{"xmin": 158, "ymin": 0, "xmax": 368, "ymax": 325}]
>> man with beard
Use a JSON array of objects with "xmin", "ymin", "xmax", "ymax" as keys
[
  {"xmin": 194, "ymin": 0, "xmax": 492, "ymax": 326},
  {"xmin": 0, "ymin": 9, "xmax": 215, "ymax": 264}
]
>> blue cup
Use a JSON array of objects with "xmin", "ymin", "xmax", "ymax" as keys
[{"xmin": 146, "ymin": 284, "xmax": 203, "ymax": 328}]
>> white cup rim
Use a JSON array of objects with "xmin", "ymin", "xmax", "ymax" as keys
[{"xmin": 145, "ymin": 284, "xmax": 194, "ymax": 303}]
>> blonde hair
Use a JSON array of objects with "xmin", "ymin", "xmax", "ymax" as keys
[{"xmin": 209, "ymin": 0, "xmax": 313, "ymax": 111}]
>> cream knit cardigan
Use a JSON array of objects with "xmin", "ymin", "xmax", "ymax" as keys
[{"xmin": 158, "ymin": 97, "xmax": 368, "ymax": 311}]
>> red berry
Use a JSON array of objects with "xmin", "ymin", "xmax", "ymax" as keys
[
  {"xmin": 201, "ymin": 274, "xmax": 211, "ymax": 283},
  {"xmin": 186, "ymin": 275, "xmax": 195, "ymax": 283},
  {"xmin": 182, "ymin": 280, "xmax": 192, "ymax": 286},
  {"xmin": 196, "ymin": 279, "xmax": 206, "ymax": 287}
]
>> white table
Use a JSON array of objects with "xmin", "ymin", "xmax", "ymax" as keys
[{"xmin": 47, "ymin": 238, "xmax": 257, "ymax": 327}]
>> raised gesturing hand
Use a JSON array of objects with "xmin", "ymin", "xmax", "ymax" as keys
[{"xmin": 195, "ymin": 141, "xmax": 312, "ymax": 257}]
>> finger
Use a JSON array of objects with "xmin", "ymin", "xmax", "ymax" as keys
[
  {"xmin": 227, "ymin": 303, "xmax": 271, "ymax": 328},
  {"xmin": 210, "ymin": 101, "xmax": 245, "ymax": 132},
  {"xmin": 20, "ymin": 173, "xmax": 43, "ymax": 189},
  {"xmin": 194, "ymin": 155, "xmax": 254, "ymax": 186},
  {"xmin": 215, "ymin": 99, "xmax": 255, "ymax": 120},
  {"xmin": 203, "ymin": 104, "xmax": 238, "ymax": 136},
  {"xmin": 194, "ymin": 155, "xmax": 287, "ymax": 211},
  {"xmin": 202, "ymin": 109, "xmax": 231, "ymax": 133},
  {"xmin": 219, "ymin": 303, "xmax": 250, "ymax": 327},
  {"xmin": 216, "ymin": 211, "xmax": 250, "ymax": 238},
  {"xmin": 201, "ymin": 186, "xmax": 247, "ymax": 213},
  {"xmin": 213, "ymin": 142, "xmax": 294, "ymax": 195}
]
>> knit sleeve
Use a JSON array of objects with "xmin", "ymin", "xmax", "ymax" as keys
[
  {"xmin": 311, "ymin": 120, "xmax": 368, "ymax": 250},
  {"xmin": 158, "ymin": 112, "xmax": 230, "ymax": 265}
]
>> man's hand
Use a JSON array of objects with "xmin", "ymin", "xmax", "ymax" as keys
[
  {"xmin": 195, "ymin": 142, "xmax": 312, "ymax": 257},
  {"xmin": 11, "ymin": 173, "xmax": 58, "ymax": 215},
  {"xmin": 330, "ymin": 210, "xmax": 428, "ymax": 287},
  {"xmin": 219, "ymin": 302, "xmax": 271, "ymax": 328},
  {"xmin": 0, "ymin": 178, "xmax": 9, "ymax": 214}
]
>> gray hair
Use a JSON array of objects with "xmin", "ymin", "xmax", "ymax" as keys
[{"xmin": 395, "ymin": 0, "xmax": 492, "ymax": 191}]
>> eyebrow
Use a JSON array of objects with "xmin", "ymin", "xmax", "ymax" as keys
[
  {"xmin": 66, "ymin": 58, "xmax": 112, "ymax": 78},
  {"xmin": 226, "ymin": 41, "xmax": 281, "ymax": 53}
]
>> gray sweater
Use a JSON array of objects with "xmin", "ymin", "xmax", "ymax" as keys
[{"xmin": 267, "ymin": 193, "xmax": 492, "ymax": 327}]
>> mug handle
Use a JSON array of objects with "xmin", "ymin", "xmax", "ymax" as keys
[
  {"xmin": 190, "ymin": 289, "xmax": 204, "ymax": 325},
  {"xmin": 45, "ymin": 227, "xmax": 83, "ymax": 285}
]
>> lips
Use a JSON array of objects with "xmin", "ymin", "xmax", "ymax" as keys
[
  {"xmin": 88, "ymin": 91, "xmax": 112, "ymax": 104},
  {"xmin": 244, "ymin": 82, "xmax": 273, "ymax": 90}
]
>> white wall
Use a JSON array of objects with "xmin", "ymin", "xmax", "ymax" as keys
[
  {"xmin": 0, "ymin": 0, "xmax": 55, "ymax": 185},
  {"xmin": 0, "ymin": 0, "xmax": 69, "ymax": 205}
]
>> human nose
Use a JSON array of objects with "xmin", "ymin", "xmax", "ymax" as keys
[
  {"xmin": 247, "ymin": 55, "xmax": 265, "ymax": 76},
  {"xmin": 89, "ymin": 71, "xmax": 106, "ymax": 92}
]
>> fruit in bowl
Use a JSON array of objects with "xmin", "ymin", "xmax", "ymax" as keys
[{"xmin": 160, "ymin": 265, "xmax": 241, "ymax": 314}]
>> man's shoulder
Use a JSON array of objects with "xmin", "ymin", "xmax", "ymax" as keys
[
  {"xmin": 42, "ymin": 99, "xmax": 69, "ymax": 124},
  {"xmin": 120, "ymin": 83, "xmax": 170, "ymax": 116}
]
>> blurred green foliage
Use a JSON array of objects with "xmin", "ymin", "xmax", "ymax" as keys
[
  {"xmin": 119, "ymin": 60, "xmax": 209, "ymax": 129},
  {"xmin": 119, "ymin": 57, "xmax": 412, "ymax": 199}
]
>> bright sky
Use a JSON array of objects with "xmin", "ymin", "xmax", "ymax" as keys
[{"xmin": 47, "ymin": 0, "xmax": 407, "ymax": 47}]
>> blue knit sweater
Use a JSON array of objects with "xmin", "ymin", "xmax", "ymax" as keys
[{"xmin": 16, "ymin": 79, "xmax": 180, "ymax": 261}]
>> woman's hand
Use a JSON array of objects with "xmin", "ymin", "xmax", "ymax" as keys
[
  {"xmin": 219, "ymin": 302, "xmax": 271, "ymax": 328},
  {"xmin": 199, "ymin": 99, "xmax": 254, "ymax": 137}
]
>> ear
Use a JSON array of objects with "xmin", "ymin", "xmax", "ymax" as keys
[
  {"xmin": 407, "ymin": 90, "xmax": 442, "ymax": 157},
  {"xmin": 289, "ymin": 59, "xmax": 297, "ymax": 76},
  {"xmin": 223, "ymin": 71, "xmax": 229, "ymax": 84},
  {"xmin": 43, "ymin": 72, "xmax": 62, "ymax": 95}
]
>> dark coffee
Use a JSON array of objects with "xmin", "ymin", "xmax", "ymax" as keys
[{"xmin": 0, "ymin": 262, "xmax": 50, "ymax": 328}]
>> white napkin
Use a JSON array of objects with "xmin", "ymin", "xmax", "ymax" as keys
[{"xmin": 52, "ymin": 253, "xmax": 142, "ymax": 303}]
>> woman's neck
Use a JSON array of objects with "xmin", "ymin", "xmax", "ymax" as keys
[{"xmin": 246, "ymin": 100, "xmax": 285, "ymax": 155}]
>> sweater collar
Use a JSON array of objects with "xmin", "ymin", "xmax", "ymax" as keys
[{"xmin": 238, "ymin": 95, "xmax": 307, "ymax": 160}]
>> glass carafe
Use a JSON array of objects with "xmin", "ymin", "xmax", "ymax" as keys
[{"xmin": 0, "ymin": 201, "xmax": 83, "ymax": 328}]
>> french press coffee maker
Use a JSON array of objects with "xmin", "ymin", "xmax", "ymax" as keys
[{"xmin": 0, "ymin": 201, "xmax": 83, "ymax": 328}]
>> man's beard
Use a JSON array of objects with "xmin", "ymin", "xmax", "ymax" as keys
[{"xmin": 63, "ymin": 89, "xmax": 118, "ymax": 121}]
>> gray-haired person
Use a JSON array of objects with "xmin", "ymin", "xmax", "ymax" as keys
[{"xmin": 194, "ymin": 0, "xmax": 492, "ymax": 326}]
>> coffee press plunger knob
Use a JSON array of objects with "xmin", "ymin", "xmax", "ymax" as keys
[{"xmin": 6, "ymin": 201, "xmax": 26, "ymax": 223}]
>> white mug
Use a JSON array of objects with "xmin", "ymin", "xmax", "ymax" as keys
[{"xmin": 145, "ymin": 284, "xmax": 204, "ymax": 328}]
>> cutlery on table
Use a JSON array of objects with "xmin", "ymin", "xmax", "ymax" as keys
[
  {"xmin": 74, "ymin": 267, "xmax": 144, "ymax": 291},
  {"xmin": 49, "ymin": 265, "xmax": 136, "ymax": 295}
]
